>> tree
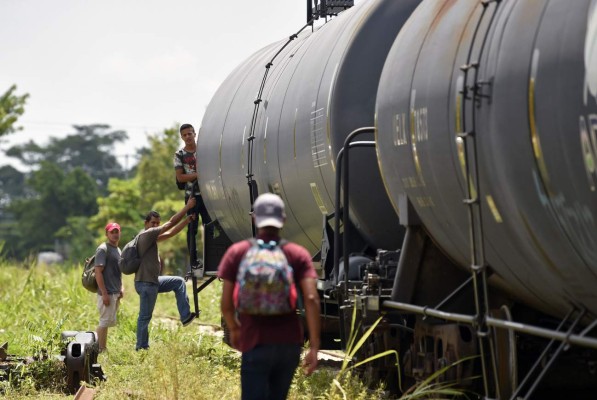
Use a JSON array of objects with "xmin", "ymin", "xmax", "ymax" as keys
[
  {"xmin": 5, "ymin": 124, "xmax": 129, "ymax": 193},
  {"xmin": 55, "ymin": 216, "xmax": 98, "ymax": 263},
  {"xmin": 90, "ymin": 177, "xmax": 143, "ymax": 241},
  {"xmin": 0, "ymin": 85, "xmax": 28, "ymax": 138},
  {"xmin": 0, "ymin": 165, "xmax": 27, "ymax": 207},
  {"xmin": 0, "ymin": 85, "xmax": 28, "ymax": 239},
  {"xmin": 136, "ymin": 125, "xmax": 181, "ymax": 211},
  {"xmin": 5, "ymin": 162, "xmax": 99, "ymax": 259}
]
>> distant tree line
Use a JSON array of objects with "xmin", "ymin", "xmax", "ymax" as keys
[{"xmin": 0, "ymin": 85, "xmax": 190, "ymax": 272}]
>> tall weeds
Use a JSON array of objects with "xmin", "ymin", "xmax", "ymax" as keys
[{"xmin": 0, "ymin": 264, "xmax": 475, "ymax": 399}]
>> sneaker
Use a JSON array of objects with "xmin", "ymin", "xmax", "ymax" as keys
[
  {"xmin": 182, "ymin": 312, "xmax": 197, "ymax": 327},
  {"xmin": 191, "ymin": 262, "xmax": 204, "ymax": 279}
]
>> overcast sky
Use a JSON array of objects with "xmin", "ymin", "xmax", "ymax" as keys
[{"xmin": 0, "ymin": 0, "xmax": 322, "ymax": 171}]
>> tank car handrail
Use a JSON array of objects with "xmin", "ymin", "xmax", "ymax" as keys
[
  {"xmin": 486, "ymin": 316, "xmax": 597, "ymax": 350},
  {"xmin": 383, "ymin": 300, "xmax": 476, "ymax": 324},
  {"xmin": 383, "ymin": 299, "xmax": 597, "ymax": 350},
  {"xmin": 333, "ymin": 127, "xmax": 375, "ymax": 295}
]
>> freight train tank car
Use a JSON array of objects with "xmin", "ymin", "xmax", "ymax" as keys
[{"xmin": 197, "ymin": 0, "xmax": 597, "ymax": 397}]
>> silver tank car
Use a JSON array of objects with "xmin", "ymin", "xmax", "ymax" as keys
[
  {"xmin": 198, "ymin": 0, "xmax": 421, "ymax": 254},
  {"xmin": 197, "ymin": 0, "xmax": 597, "ymax": 397},
  {"xmin": 376, "ymin": 0, "xmax": 597, "ymax": 320}
]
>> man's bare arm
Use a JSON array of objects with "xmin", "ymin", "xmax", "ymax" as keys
[
  {"xmin": 159, "ymin": 197, "xmax": 196, "ymax": 233},
  {"xmin": 300, "ymin": 277, "xmax": 321, "ymax": 375},
  {"xmin": 158, "ymin": 215, "xmax": 193, "ymax": 242},
  {"xmin": 175, "ymin": 168, "xmax": 198, "ymax": 183},
  {"xmin": 94, "ymin": 266, "xmax": 110, "ymax": 306},
  {"xmin": 221, "ymin": 279, "xmax": 241, "ymax": 350}
]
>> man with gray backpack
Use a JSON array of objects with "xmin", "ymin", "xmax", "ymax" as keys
[
  {"xmin": 94, "ymin": 222, "xmax": 123, "ymax": 353},
  {"xmin": 134, "ymin": 197, "xmax": 197, "ymax": 351}
]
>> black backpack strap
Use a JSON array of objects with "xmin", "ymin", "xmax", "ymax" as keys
[
  {"xmin": 132, "ymin": 232, "xmax": 144, "ymax": 256},
  {"xmin": 175, "ymin": 149, "xmax": 187, "ymax": 190},
  {"xmin": 92, "ymin": 242, "xmax": 108, "ymax": 267}
]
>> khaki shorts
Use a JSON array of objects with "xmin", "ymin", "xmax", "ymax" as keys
[{"xmin": 97, "ymin": 293, "xmax": 121, "ymax": 328}]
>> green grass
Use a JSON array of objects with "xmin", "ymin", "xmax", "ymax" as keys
[
  {"xmin": 0, "ymin": 261, "xmax": 382, "ymax": 399},
  {"xmin": 0, "ymin": 260, "xmax": 470, "ymax": 399}
]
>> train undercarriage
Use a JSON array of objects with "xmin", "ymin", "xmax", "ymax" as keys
[
  {"xmin": 198, "ymin": 189, "xmax": 597, "ymax": 399},
  {"xmin": 315, "ymin": 219, "xmax": 597, "ymax": 399}
]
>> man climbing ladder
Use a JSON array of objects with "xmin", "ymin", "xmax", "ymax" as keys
[{"xmin": 174, "ymin": 123, "xmax": 216, "ymax": 315}]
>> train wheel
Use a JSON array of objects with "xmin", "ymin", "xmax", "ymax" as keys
[
  {"xmin": 490, "ymin": 305, "xmax": 518, "ymax": 399},
  {"xmin": 358, "ymin": 319, "xmax": 402, "ymax": 394}
]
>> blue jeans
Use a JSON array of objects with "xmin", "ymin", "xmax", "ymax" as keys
[
  {"xmin": 240, "ymin": 343, "xmax": 301, "ymax": 400},
  {"xmin": 134, "ymin": 276, "xmax": 192, "ymax": 350}
]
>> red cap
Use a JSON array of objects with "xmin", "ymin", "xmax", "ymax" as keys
[{"xmin": 105, "ymin": 222, "xmax": 121, "ymax": 232}]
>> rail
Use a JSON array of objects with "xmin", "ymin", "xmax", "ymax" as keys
[{"xmin": 333, "ymin": 127, "xmax": 376, "ymax": 295}]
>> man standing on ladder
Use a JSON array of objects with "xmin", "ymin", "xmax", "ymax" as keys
[{"xmin": 174, "ymin": 123, "xmax": 214, "ymax": 277}]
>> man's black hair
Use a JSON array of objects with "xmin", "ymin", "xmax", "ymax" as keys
[
  {"xmin": 180, "ymin": 123, "xmax": 194, "ymax": 133},
  {"xmin": 145, "ymin": 210, "xmax": 161, "ymax": 222}
]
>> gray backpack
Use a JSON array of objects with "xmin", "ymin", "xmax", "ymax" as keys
[
  {"xmin": 119, "ymin": 234, "xmax": 141, "ymax": 275},
  {"xmin": 82, "ymin": 243, "xmax": 107, "ymax": 292}
]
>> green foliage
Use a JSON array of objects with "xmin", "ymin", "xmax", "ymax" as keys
[
  {"xmin": 5, "ymin": 124, "xmax": 129, "ymax": 193},
  {"xmin": 0, "ymin": 358, "xmax": 67, "ymax": 397},
  {"xmin": 5, "ymin": 162, "xmax": 99, "ymax": 259},
  {"xmin": 1, "ymin": 122, "xmax": 192, "ymax": 269},
  {"xmin": 0, "ymin": 84, "xmax": 28, "ymax": 137},
  {"xmin": 1, "ymin": 124, "xmax": 135, "ymax": 263},
  {"xmin": 91, "ymin": 177, "xmax": 143, "ymax": 239},
  {"xmin": 399, "ymin": 357, "xmax": 478, "ymax": 400},
  {"xmin": 0, "ymin": 165, "xmax": 26, "ymax": 204},
  {"xmin": 0, "ymin": 264, "xmax": 224, "ymax": 397},
  {"xmin": 55, "ymin": 216, "xmax": 98, "ymax": 263},
  {"xmin": 326, "ymin": 302, "xmax": 400, "ymax": 399},
  {"xmin": 0, "ymin": 264, "xmax": 379, "ymax": 400},
  {"xmin": 136, "ymin": 125, "xmax": 181, "ymax": 211}
]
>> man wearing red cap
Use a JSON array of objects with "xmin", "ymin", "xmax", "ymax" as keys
[{"xmin": 94, "ymin": 222, "xmax": 124, "ymax": 352}]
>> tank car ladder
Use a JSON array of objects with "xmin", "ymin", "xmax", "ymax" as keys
[
  {"xmin": 244, "ymin": 20, "xmax": 314, "ymax": 235},
  {"xmin": 456, "ymin": 3, "xmax": 595, "ymax": 399},
  {"xmin": 456, "ymin": 1, "xmax": 501, "ymax": 398}
]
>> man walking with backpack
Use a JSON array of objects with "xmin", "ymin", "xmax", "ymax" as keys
[
  {"xmin": 134, "ymin": 197, "xmax": 197, "ymax": 351},
  {"xmin": 218, "ymin": 193, "xmax": 321, "ymax": 400},
  {"xmin": 94, "ymin": 222, "xmax": 123, "ymax": 353}
]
